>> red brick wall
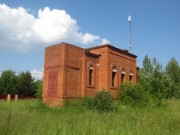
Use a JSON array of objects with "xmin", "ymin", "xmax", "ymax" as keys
[
  {"xmin": 85, "ymin": 55, "xmax": 99, "ymax": 96},
  {"xmin": 47, "ymin": 70, "xmax": 58, "ymax": 97},
  {"xmin": 108, "ymin": 48, "xmax": 136, "ymax": 99},
  {"xmin": 88, "ymin": 45, "xmax": 137, "ymax": 99},
  {"xmin": 66, "ymin": 67, "xmax": 80, "ymax": 97},
  {"xmin": 43, "ymin": 43, "xmax": 66, "ymax": 106},
  {"xmin": 64, "ymin": 44, "xmax": 84, "ymax": 98},
  {"xmin": 43, "ymin": 43, "xmax": 138, "ymax": 107},
  {"xmin": 89, "ymin": 47, "xmax": 109, "ymax": 91}
]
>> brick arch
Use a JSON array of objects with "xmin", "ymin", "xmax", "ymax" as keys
[
  {"xmin": 87, "ymin": 61, "xmax": 95, "ymax": 67},
  {"xmin": 129, "ymin": 70, "xmax": 133, "ymax": 75},
  {"xmin": 110, "ymin": 63, "xmax": 118, "ymax": 68},
  {"xmin": 121, "ymin": 68, "xmax": 126, "ymax": 74}
]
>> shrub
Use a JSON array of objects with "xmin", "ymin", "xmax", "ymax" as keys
[
  {"xmin": 94, "ymin": 90, "xmax": 116, "ymax": 112},
  {"xmin": 141, "ymin": 80, "xmax": 166, "ymax": 107},
  {"xmin": 118, "ymin": 82, "xmax": 152, "ymax": 107},
  {"xmin": 35, "ymin": 80, "xmax": 43, "ymax": 101},
  {"xmin": 36, "ymin": 84, "xmax": 42, "ymax": 101},
  {"xmin": 82, "ymin": 96, "xmax": 95, "ymax": 109}
]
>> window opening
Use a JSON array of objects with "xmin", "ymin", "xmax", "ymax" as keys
[
  {"xmin": 112, "ymin": 67, "xmax": 117, "ymax": 87},
  {"xmin": 121, "ymin": 70, "xmax": 125, "ymax": 83},
  {"xmin": 112, "ymin": 71, "xmax": 116, "ymax": 87},
  {"xmin": 129, "ymin": 72, "xmax": 133, "ymax": 82},
  {"xmin": 89, "ymin": 66, "xmax": 93, "ymax": 85},
  {"xmin": 129, "ymin": 75, "xmax": 132, "ymax": 81}
]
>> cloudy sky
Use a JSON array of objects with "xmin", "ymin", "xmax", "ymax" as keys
[{"xmin": 0, "ymin": 0, "xmax": 180, "ymax": 79}]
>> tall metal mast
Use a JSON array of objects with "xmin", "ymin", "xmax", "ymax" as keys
[{"xmin": 128, "ymin": 13, "xmax": 132, "ymax": 52}]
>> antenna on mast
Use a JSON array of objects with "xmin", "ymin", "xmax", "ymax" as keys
[{"xmin": 128, "ymin": 13, "xmax": 132, "ymax": 52}]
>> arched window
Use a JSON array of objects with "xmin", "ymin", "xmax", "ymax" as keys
[
  {"xmin": 112, "ymin": 66, "xmax": 117, "ymax": 87},
  {"xmin": 121, "ymin": 69, "xmax": 125, "ymax": 83},
  {"xmin": 89, "ymin": 65, "xmax": 93, "ymax": 85},
  {"xmin": 129, "ymin": 71, "xmax": 133, "ymax": 82}
]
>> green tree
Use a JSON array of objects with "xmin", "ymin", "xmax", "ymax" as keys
[
  {"xmin": 0, "ymin": 69, "xmax": 18, "ymax": 94},
  {"xmin": 140, "ymin": 55, "xmax": 172, "ymax": 100},
  {"xmin": 35, "ymin": 80, "xmax": 43, "ymax": 100},
  {"xmin": 17, "ymin": 71, "xmax": 37, "ymax": 96},
  {"xmin": 118, "ymin": 82, "xmax": 152, "ymax": 107},
  {"xmin": 143, "ymin": 55, "xmax": 153, "ymax": 73},
  {"xmin": 165, "ymin": 58, "xmax": 180, "ymax": 98},
  {"xmin": 166, "ymin": 58, "xmax": 180, "ymax": 84},
  {"xmin": 140, "ymin": 55, "xmax": 154, "ymax": 84}
]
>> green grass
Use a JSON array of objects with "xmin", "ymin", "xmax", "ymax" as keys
[{"xmin": 0, "ymin": 100, "xmax": 180, "ymax": 135}]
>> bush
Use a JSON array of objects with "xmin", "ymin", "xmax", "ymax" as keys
[
  {"xmin": 36, "ymin": 80, "xmax": 43, "ymax": 101},
  {"xmin": 118, "ymin": 82, "xmax": 152, "ymax": 107},
  {"xmin": 82, "ymin": 96, "xmax": 95, "ymax": 109},
  {"xmin": 171, "ymin": 85, "xmax": 180, "ymax": 99},
  {"xmin": 82, "ymin": 91, "xmax": 116, "ymax": 112},
  {"xmin": 94, "ymin": 90, "xmax": 116, "ymax": 112},
  {"xmin": 34, "ymin": 80, "xmax": 43, "ymax": 101}
]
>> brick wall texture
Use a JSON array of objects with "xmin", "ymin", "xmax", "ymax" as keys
[{"xmin": 43, "ymin": 42, "xmax": 139, "ymax": 107}]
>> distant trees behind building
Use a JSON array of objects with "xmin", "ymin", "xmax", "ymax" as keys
[
  {"xmin": 140, "ymin": 55, "xmax": 180, "ymax": 99},
  {"xmin": 118, "ymin": 56, "xmax": 180, "ymax": 108},
  {"xmin": 0, "ymin": 70, "xmax": 42, "ymax": 96},
  {"xmin": 0, "ymin": 55, "xmax": 179, "ymax": 99}
]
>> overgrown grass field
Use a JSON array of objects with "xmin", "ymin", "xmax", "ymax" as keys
[{"xmin": 0, "ymin": 100, "xmax": 180, "ymax": 135}]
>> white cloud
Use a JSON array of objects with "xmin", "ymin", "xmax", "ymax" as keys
[
  {"xmin": 101, "ymin": 38, "xmax": 110, "ymax": 44},
  {"xmin": 80, "ymin": 33, "xmax": 100, "ymax": 45},
  {"xmin": 31, "ymin": 69, "xmax": 43, "ymax": 80},
  {"xmin": 0, "ymin": 4, "xmax": 109, "ymax": 52}
]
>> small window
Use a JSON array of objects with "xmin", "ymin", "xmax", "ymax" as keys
[
  {"xmin": 112, "ymin": 67, "xmax": 117, "ymax": 87},
  {"xmin": 112, "ymin": 72, "xmax": 116, "ymax": 87},
  {"xmin": 121, "ymin": 70, "xmax": 125, "ymax": 83},
  {"xmin": 129, "ymin": 75, "xmax": 132, "ymax": 81},
  {"xmin": 129, "ymin": 72, "xmax": 133, "ymax": 82},
  {"xmin": 89, "ymin": 65, "xmax": 93, "ymax": 85}
]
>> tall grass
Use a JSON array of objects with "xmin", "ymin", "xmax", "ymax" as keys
[{"xmin": 0, "ymin": 100, "xmax": 180, "ymax": 135}]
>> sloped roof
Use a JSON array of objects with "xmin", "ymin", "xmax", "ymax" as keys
[{"xmin": 88, "ymin": 44, "xmax": 137, "ymax": 58}]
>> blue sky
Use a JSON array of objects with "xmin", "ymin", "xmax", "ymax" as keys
[{"xmin": 0, "ymin": 0, "xmax": 180, "ymax": 79}]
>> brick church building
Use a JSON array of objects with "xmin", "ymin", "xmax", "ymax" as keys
[{"xmin": 43, "ymin": 42, "xmax": 139, "ymax": 107}]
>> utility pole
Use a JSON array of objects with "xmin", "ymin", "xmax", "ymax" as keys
[{"xmin": 128, "ymin": 13, "xmax": 132, "ymax": 52}]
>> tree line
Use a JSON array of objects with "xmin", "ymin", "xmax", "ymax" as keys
[
  {"xmin": 0, "ymin": 55, "xmax": 180, "ymax": 100},
  {"xmin": 117, "ymin": 55, "xmax": 180, "ymax": 108},
  {"xmin": 0, "ymin": 70, "xmax": 42, "ymax": 96},
  {"xmin": 140, "ymin": 55, "xmax": 180, "ymax": 99}
]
